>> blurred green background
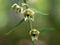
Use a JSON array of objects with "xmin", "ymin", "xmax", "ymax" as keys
[{"xmin": 0, "ymin": 0, "xmax": 60, "ymax": 45}]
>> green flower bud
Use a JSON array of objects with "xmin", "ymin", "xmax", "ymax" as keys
[
  {"xmin": 11, "ymin": 3, "xmax": 20, "ymax": 10},
  {"xmin": 16, "ymin": 7, "xmax": 23, "ymax": 13},
  {"xmin": 11, "ymin": 3, "xmax": 23, "ymax": 13},
  {"xmin": 29, "ymin": 29, "xmax": 40, "ymax": 41}
]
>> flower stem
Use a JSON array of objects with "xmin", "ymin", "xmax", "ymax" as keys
[
  {"xmin": 23, "ymin": 0, "xmax": 35, "ymax": 45},
  {"xmin": 23, "ymin": 0, "xmax": 28, "ymax": 8},
  {"xmin": 23, "ymin": 0, "xmax": 27, "ymax": 3},
  {"xmin": 28, "ymin": 18, "xmax": 35, "ymax": 45},
  {"xmin": 28, "ymin": 18, "xmax": 32, "ymax": 30},
  {"xmin": 32, "ymin": 41, "xmax": 35, "ymax": 45}
]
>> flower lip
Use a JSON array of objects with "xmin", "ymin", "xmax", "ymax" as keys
[
  {"xmin": 32, "ymin": 34, "xmax": 36, "ymax": 37},
  {"xmin": 31, "ymin": 31, "xmax": 38, "ymax": 37},
  {"xmin": 26, "ymin": 14, "xmax": 29, "ymax": 17}
]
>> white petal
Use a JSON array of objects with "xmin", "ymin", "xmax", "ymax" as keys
[
  {"xmin": 31, "ymin": 36, "xmax": 38, "ymax": 41},
  {"xmin": 16, "ymin": 5, "xmax": 20, "ymax": 8},
  {"xmin": 24, "ymin": 16, "xmax": 28, "ymax": 21}
]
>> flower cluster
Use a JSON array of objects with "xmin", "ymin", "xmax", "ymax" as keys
[
  {"xmin": 11, "ymin": 3, "xmax": 34, "ymax": 21},
  {"xmin": 11, "ymin": 2, "xmax": 40, "ymax": 41}
]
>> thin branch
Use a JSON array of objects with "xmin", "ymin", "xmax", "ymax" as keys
[
  {"xmin": 23, "ymin": 0, "xmax": 27, "ymax": 3},
  {"xmin": 28, "ymin": 18, "xmax": 32, "ymax": 30},
  {"xmin": 32, "ymin": 41, "xmax": 35, "ymax": 45}
]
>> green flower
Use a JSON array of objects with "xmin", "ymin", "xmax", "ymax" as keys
[
  {"xmin": 11, "ymin": 3, "xmax": 23, "ymax": 13},
  {"xmin": 23, "ymin": 8, "xmax": 35, "ymax": 21},
  {"xmin": 29, "ymin": 29, "xmax": 40, "ymax": 41}
]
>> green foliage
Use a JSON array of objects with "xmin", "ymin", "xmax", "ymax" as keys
[
  {"xmin": 20, "ymin": 2, "xmax": 28, "ymax": 8},
  {"xmin": 30, "ymin": 8, "xmax": 48, "ymax": 15},
  {"xmin": 40, "ymin": 28, "xmax": 55, "ymax": 33},
  {"xmin": 5, "ymin": 18, "xmax": 24, "ymax": 35}
]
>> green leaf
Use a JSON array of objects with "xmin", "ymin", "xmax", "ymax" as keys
[
  {"xmin": 40, "ymin": 28, "xmax": 55, "ymax": 33},
  {"xmin": 30, "ymin": 8, "xmax": 48, "ymax": 15},
  {"xmin": 5, "ymin": 18, "xmax": 24, "ymax": 35},
  {"xmin": 21, "ymin": 3, "xmax": 27, "ymax": 7}
]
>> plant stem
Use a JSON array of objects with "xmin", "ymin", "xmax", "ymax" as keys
[
  {"xmin": 23, "ymin": 0, "xmax": 28, "ymax": 8},
  {"xmin": 23, "ymin": 0, "xmax": 32, "ymax": 30},
  {"xmin": 23, "ymin": 0, "xmax": 35, "ymax": 45},
  {"xmin": 28, "ymin": 18, "xmax": 32, "ymax": 30},
  {"xmin": 32, "ymin": 41, "xmax": 35, "ymax": 45},
  {"xmin": 28, "ymin": 18, "xmax": 35, "ymax": 45},
  {"xmin": 23, "ymin": 0, "xmax": 27, "ymax": 3}
]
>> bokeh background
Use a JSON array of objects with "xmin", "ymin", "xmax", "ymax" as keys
[{"xmin": 0, "ymin": 0, "xmax": 60, "ymax": 45}]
